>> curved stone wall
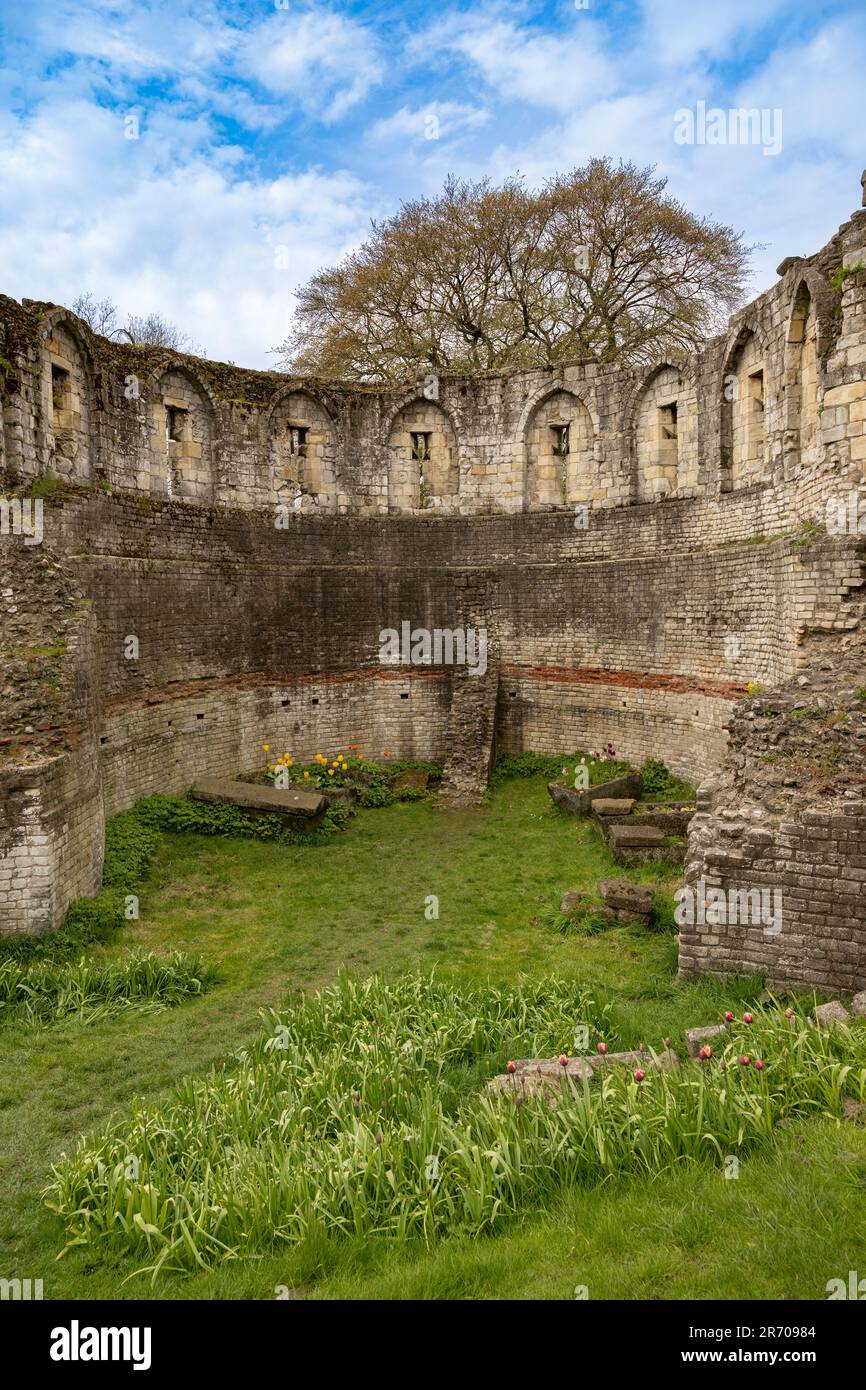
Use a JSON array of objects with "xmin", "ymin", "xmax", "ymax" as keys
[{"xmin": 1, "ymin": 184, "xmax": 865, "ymax": 961}]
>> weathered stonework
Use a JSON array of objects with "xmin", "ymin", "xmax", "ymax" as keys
[{"xmin": 1, "ymin": 180, "xmax": 865, "ymax": 978}]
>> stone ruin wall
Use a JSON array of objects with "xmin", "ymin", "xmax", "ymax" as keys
[{"xmin": 1, "ymin": 186, "xmax": 865, "ymax": 982}]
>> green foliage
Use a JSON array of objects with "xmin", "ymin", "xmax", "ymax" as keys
[
  {"xmin": 25, "ymin": 473, "xmax": 71, "ymax": 502},
  {"xmin": 791, "ymin": 518, "xmax": 825, "ymax": 550},
  {"xmin": 544, "ymin": 903, "xmax": 614, "ymax": 936},
  {"xmin": 0, "ymin": 951, "xmax": 216, "ymax": 1030},
  {"xmin": 647, "ymin": 892, "xmax": 678, "ymax": 934},
  {"xmin": 831, "ymin": 260, "xmax": 865, "ymax": 292},
  {"xmin": 45, "ymin": 983, "xmax": 866, "ymax": 1276},
  {"xmin": 490, "ymin": 750, "xmax": 630, "ymax": 789},
  {"xmin": 263, "ymin": 753, "xmax": 440, "ymax": 807},
  {"xmin": 638, "ymin": 759, "xmax": 695, "ymax": 800},
  {"xmin": 134, "ymin": 793, "xmax": 335, "ymax": 845}
]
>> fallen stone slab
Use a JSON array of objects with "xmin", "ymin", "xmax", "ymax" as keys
[
  {"xmin": 591, "ymin": 798, "xmax": 636, "ymax": 816},
  {"xmin": 684, "ymin": 1023, "xmax": 728, "ymax": 1057},
  {"xmin": 598, "ymin": 878, "xmax": 653, "ymax": 917},
  {"xmin": 812, "ymin": 1000, "xmax": 851, "ymax": 1029},
  {"xmin": 609, "ymin": 823, "xmax": 665, "ymax": 848},
  {"xmin": 486, "ymin": 1048, "xmax": 680, "ymax": 1102},
  {"xmin": 191, "ymin": 777, "xmax": 327, "ymax": 827},
  {"xmin": 547, "ymin": 772, "xmax": 641, "ymax": 815}
]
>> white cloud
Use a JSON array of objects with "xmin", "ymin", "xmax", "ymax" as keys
[
  {"xmin": 407, "ymin": 6, "xmax": 617, "ymax": 113},
  {"xmin": 370, "ymin": 101, "xmax": 490, "ymax": 146},
  {"xmin": 242, "ymin": 10, "xmax": 384, "ymax": 123},
  {"xmin": 0, "ymin": 95, "xmax": 381, "ymax": 367}
]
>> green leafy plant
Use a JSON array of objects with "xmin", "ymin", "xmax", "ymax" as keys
[
  {"xmin": 44, "ymin": 983, "xmax": 866, "ymax": 1278},
  {"xmin": 0, "ymin": 951, "xmax": 216, "ymax": 1030},
  {"xmin": 490, "ymin": 750, "xmax": 631, "ymax": 789},
  {"xmin": 638, "ymin": 759, "xmax": 695, "ymax": 800},
  {"xmin": 830, "ymin": 260, "xmax": 865, "ymax": 292}
]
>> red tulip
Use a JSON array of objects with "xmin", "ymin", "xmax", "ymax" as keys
[
  {"xmin": 724, "ymin": 1011, "xmax": 734, "ymax": 1023},
  {"xmin": 507, "ymin": 1060, "xmax": 517, "ymax": 1075}
]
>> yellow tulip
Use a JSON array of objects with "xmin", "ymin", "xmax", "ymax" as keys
[{"xmin": 328, "ymin": 769, "xmax": 334, "ymax": 776}]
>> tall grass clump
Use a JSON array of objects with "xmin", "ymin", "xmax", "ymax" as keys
[
  {"xmin": 45, "ymin": 976, "xmax": 866, "ymax": 1280},
  {"xmin": 0, "ymin": 950, "xmax": 216, "ymax": 1028}
]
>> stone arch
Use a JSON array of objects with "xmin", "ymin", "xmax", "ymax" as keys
[
  {"xmin": 38, "ymin": 313, "xmax": 92, "ymax": 482},
  {"xmin": 785, "ymin": 279, "xmax": 819, "ymax": 468},
  {"xmin": 268, "ymin": 388, "xmax": 338, "ymax": 512},
  {"xmin": 149, "ymin": 365, "xmax": 214, "ymax": 503},
  {"xmin": 386, "ymin": 398, "xmax": 458, "ymax": 512},
  {"xmin": 630, "ymin": 364, "xmax": 693, "ymax": 502},
  {"xmin": 720, "ymin": 323, "xmax": 770, "ymax": 491},
  {"xmin": 522, "ymin": 387, "xmax": 595, "ymax": 509}
]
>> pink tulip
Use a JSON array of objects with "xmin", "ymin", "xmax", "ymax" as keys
[
  {"xmin": 784, "ymin": 1008, "xmax": 793, "ymax": 1018},
  {"xmin": 740, "ymin": 1055, "xmax": 750, "ymax": 1067},
  {"xmin": 699, "ymin": 1045, "xmax": 712, "ymax": 1061},
  {"xmin": 507, "ymin": 1060, "xmax": 517, "ymax": 1075},
  {"xmin": 559, "ymin": 1054, "xmax": 568, "ymax": 1067},
  {"xmin": 597, "ymin": 1042, "xmax": 607, "ymax": 1054},
  {"xmin": 754, "ymin": 1059, "xmax": 764, "ymax": 1071},
  {"xmin": 724, "ymin": 1011, "xmax": 734, "ymax": 1023},
  {"xmin": 633, "ymin": 1069, "xmax": 645, "ymax": 1083},
  {"xmin": 743, "ymin": 1012, "xmax": 753, "ymax": 1024}
]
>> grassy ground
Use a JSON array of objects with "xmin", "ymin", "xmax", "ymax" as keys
[{"xmin": 2, "ymin": 776, "xmax": 865, "ymax": 1300}]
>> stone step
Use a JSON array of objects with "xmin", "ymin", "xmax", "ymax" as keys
[{"xmin": 608, "ymin": 823, "xmax": 665, "ymax": 848}]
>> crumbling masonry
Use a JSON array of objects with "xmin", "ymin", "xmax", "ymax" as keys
[{"xmin": 1, "ymin": 178, "xmax": 865, "ymax": 992}]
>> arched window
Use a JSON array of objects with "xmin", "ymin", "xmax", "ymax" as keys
[
  {"xmin": 41, "ymin": 321, "xmax": 91, "ymax": 481},
  {"xmin": 722, "ymin": 331, "xmax": 767, "ymax": 490},
  {"xmin": 151, "ymin": 369, "xmax": 213, "ymax": 502},
  {"xmin": 634, "ymin": 366, "xmax": 684, "ymax": 501},
  {"xmin": 788, "ymin": 285, "xmax": 819, "ymax": 467},
  {"xmin": 270, "ymin": 391, "xmax": 337, "ymax": 510},
  {"xmin": 387, "ymin": 400, "xmax": 458, "ymax": 511},
  {"xmin": 525, "ymin": 390, "xmax": 593, "ymax": 508}
]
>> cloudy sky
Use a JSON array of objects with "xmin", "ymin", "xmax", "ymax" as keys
[{"xmin": 0, "ymin": 0, "xmax": 863, "ymax": 368}]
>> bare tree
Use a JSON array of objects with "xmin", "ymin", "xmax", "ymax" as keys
[
  {"xmin": 278, "ymin": 159, "xmax": 752, "ymax": 382},
  {"xmin": 72, "ymin": 292, "xmax": 120, "ymax": 339},
  {"xmin": 72, "ymin": 294, "xmax": 205, "ymax": 356}
]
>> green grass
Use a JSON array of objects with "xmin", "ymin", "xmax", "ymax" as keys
[{"xmin": 1, "ymin": 776, "xmax": 865, "ymax": 1301}]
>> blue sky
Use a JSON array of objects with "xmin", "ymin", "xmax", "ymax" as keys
[{"xmin": 1, "ymin": 0, "xmax": 864, "ymax": 367}]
